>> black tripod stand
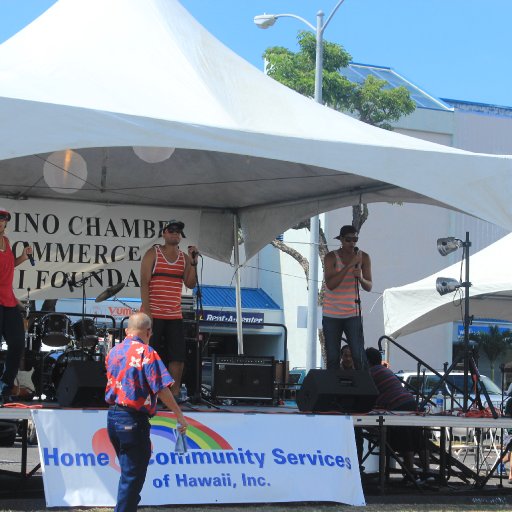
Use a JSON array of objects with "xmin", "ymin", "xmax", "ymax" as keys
[
  {"xmin": 353, "ymin": 253, "xmax": 368, "ymax": 371},
  {"xmin": 70, "ymin": 270, "xmax": 106, "ymax": 356}
]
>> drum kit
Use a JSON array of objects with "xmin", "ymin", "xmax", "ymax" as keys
[{"xmin": 22, "ymin": 282, "xmax": 125, "ymax": 400}]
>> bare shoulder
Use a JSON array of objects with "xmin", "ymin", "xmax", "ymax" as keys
[
  {"xmin": 142, "ymin": 245, "xmax": 158, "ymax": 261},
  {"xmin": 324, "ymin": 251, "xmax": 336, "ymax": 262}
]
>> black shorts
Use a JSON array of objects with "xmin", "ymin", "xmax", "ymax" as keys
[{"xmin": 150, "ymin": 318, "xmax": 186, "ymax": 366}]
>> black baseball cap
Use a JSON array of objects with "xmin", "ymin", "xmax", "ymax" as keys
[
  {"xmin": 162, "ymin": 219, "xmax": 186, "ymax": 237},
  {"xmin": 334, "ymin": 225, "xmax": 356, "ymax": 240}
]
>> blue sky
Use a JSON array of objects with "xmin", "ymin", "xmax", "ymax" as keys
[{"xmin": 0, "ymin": 0, "xmax": 510, "ymax": 106}]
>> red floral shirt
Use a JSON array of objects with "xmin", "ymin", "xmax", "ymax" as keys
[{"xmin": 105, "ymin": 335, "xmax": 173, "ymax": 416}]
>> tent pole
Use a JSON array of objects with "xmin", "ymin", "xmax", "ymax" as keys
[{"xmin": 234, "ymin": 214, "xmax": 244, "ymax": 354}]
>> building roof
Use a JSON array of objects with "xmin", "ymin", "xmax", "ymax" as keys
[
  {"xmin": 196, "ymin": 285, "xmax": 281, "ymax": 310},
  {"xmin": 442, "ymin": 98, "xmax": 512, "ymax": 117},
  {"xmin": 342, "ymin": 63, "xmax": 453, "ymax": 111}
]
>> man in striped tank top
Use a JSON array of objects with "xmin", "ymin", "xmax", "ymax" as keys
[
  {"xmin": 322, "ymin": 225, "xmax": 372, "ymax": 371},
  {"xmin": 140, "ymin": 220, "xmax": 198, "ymax": 401}
]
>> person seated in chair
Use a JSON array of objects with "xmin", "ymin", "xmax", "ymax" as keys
[{"xmin": 366, "ymin": 347, "xmax": 431, "ymax": 484}]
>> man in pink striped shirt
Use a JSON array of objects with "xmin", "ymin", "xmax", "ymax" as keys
[
  {"xmin": 140, "ymin": 220, "xmax": 198, "ymax": 400},
  {"xmin": 322, "ymin": 225, "xmax": 372, "ymax": 371}
]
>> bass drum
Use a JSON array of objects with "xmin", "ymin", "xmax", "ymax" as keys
[{"xmin": 31, "ymin": 349, "xmax": 93, "ymax": 400}]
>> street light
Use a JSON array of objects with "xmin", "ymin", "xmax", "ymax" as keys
[{"xmin": 254, "ymin": 1, "xmax": 347, "ymax": 371}]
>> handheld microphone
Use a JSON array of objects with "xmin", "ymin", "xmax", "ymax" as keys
[
  {"xmin": 66, "ymin": 273, "xmax": 75, "ymax": 293},
  {"xmin": 188, "ymin": 246, "xmax": 199, "ymax": 258},
  {"xmin": 23, "ymin": 242, "xmax": 35, "ymax": 266},
  {"xmin": 354, "ymin": 246, "xmax": 359, "ymax": 269}
]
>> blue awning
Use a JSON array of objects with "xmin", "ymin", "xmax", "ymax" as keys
[{"xmin": 195, "ymin": 285, "xmax": 280, "ymax": 310}]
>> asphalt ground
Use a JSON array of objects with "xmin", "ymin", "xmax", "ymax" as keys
[{"xmin": 2, "ymin": 439, "xmax": 512, "ymax": 512}]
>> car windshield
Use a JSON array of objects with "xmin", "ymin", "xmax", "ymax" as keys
[
  {"xmin": 404, "ymin": 373, "xmax": 502, "ymax": 396},
  {"xmin": 446, "ymin": 375, "xmax": 502, "ymax": 395}
]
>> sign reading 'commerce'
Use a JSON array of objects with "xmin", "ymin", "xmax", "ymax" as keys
[{"xmin": 3, "ymin": 198, "xmax": 200, "ymax": 301}]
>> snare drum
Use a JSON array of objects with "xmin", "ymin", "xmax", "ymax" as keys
[
  {"xmin": 72, "ymin": 318, "xmax": 98, "ymax": 348},
  {"xmin": 39, "ymin": 314, "xmax": 72, "ymax": 347}
]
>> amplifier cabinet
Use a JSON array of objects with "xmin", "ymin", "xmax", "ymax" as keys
[{"xmin": 212, "ymin": 355, "xmax": 274, "ymax": 401}]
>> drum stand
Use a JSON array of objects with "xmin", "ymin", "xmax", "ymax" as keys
[{"xmin": 72, "ymin": 271, "xmax": 104, "ymax": 355}]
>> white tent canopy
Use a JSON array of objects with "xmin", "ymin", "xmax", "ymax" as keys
[
  {"xmin": 383, "ymin": 233, "xmax": 512, "ymax": 338},
  {"xmin": 1, "ymin": 0, "xmax": 512, "ymax": 263}
]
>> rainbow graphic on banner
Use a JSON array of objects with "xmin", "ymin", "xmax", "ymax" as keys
[
  {"xmin": 151, "ymin": 412, "xmax": 232, "ymax": 450},
  {"xmin": 92, "ymin": 412, "xmax": 233, "ymax": 471}
]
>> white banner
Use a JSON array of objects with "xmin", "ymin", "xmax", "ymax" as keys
[
  {"xmin": 32, "ymin": 409, "xmax": 364, "ymax": 507},
  {"xmin": 2, "ymin": 198, "xmax": 199, "ymax": 301}
]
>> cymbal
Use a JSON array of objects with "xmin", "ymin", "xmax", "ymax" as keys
[{"xmin": 95, "ymin": 282, "xmax": 125, "ymax": 303}]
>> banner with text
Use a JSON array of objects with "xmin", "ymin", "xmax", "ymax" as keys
[
  {"xmin": 32, "ymin": 409, "xmax": 364, "ymax": 507},
  {"xmin": 1, "ymin": 198, "xmax": 200, "ymax": 301}
]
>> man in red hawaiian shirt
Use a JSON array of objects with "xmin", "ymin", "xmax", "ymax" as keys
[{"xmin": 105, "ymin": 312, "xmax": 188, "ymax": 512}]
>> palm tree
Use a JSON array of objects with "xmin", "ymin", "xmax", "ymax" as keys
[{"xmin": 469, "ymin": 325, "xmax": 512, "ymax": 381}]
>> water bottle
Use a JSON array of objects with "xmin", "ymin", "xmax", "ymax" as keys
[
  {"xmin": 179, "ymin": 384, "xmax": 188, "ymax": 402},
  {"xmin": 175, "ymin": 423, "xmax": 187, "ymax": 454},
  {"xmin": 435, "ymin": 390, "xmax": 444, "ymax": 413}
]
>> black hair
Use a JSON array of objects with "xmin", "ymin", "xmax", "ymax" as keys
[{"xmin": 365, "ymin": 347, "xmax": 382, "ymax": 366}]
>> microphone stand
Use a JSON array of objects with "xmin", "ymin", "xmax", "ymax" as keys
[
  {"xmin": 71, "ymin": 271, "xmax": 102, "ymax": 355},
  {"xmin": 353, "ymin": 251, "xmax": 366, "ymax": 371},
  {"xmin": 187, "ymin": 258, "xmax": 219, "ymax": 409}
]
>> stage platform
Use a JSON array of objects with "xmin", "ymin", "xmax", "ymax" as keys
[{"xmin": 2, "ymin": 400, "xmax": 512, "ymax": 497}]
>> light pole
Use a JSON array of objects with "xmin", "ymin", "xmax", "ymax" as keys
[{"xmin": 254, "ymin": 1, "xmax": 347, "ymax": 371}]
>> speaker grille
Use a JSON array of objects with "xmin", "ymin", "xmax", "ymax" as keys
[
  {"xmin": 296, "ymin": 369, "xmax": 378, "ymax": 413},
  {"xmin": 212, "ymin": 355, "xmax": 274, "ymax": 401},
  {"xmin": 56, "ymin": 361, "xmax": 107, "ymax": 407}
]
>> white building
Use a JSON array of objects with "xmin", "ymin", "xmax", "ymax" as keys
[{"xmin": 258, "ymin": 63, "xmax": 512, "ymax": 379}]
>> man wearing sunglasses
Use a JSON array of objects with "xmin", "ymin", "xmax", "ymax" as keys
[
  {"xmin": 140, "ymin": 219, "xmax": 199, "ymax": 402},
  {"xmin": 322, "ymin": 225, "xmax": 372, "ymax": 371},
  {"xmin": 0, "ymin": 207, "xmax": 33, "ymax": 401}
]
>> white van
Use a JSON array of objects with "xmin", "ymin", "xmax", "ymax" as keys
[{"xmin": 395, "ymin": 371, "xmax": 507, "ymax": 412}]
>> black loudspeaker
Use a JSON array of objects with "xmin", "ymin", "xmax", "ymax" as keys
[
  {"xmin": 183, "ymin": 338, "xmax": 199, "ymax": 397},
  {"xmin": 296, "ymin": 369, "xmax": 378, "ymax": 413},
  {"xmin": 56, "ymin": 361, "xmax": 107, "ymax": 407},
  {"xmin": 212, "ymin": 355, "xmax": 274, "ymax": 401}
]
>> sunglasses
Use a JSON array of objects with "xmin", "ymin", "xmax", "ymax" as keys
[
  {"xmin": 343, "ymin": 236, "xmax": 358, "ymax": 242},
  {"xmin": 0, "ymin": 214, "xmax": 9, "ymax": 221},
  {"xmin": 164, "ymin": 227, "xmax": 181, "ymax": 234}
]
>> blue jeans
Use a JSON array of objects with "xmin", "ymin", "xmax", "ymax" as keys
[
  {"xmin": 107, "ymin": 406, "xmax": 152, "ymax": 512},
  {"xmin": 0, "ymin": 306, "xmax": 25, "ymax": 391},
  {"xmin": 322, "ymin": 315, "xmax": 368, "ymax": 370}
]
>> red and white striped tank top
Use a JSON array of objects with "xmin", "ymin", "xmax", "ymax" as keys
[
  {"xmin": 149, "ymin": 246, "xmax": 185, "ymax": 320},
  {"xmin": 323, "ymin": 251, "xmax": 358, "ymax": 318}
]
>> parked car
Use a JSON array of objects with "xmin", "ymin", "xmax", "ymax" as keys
[{"xmin": 395, "ymin": 371, "xmax": 508, "ymax": 413}]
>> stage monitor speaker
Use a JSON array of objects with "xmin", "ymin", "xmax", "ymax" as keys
[
  {"xmin": 212, "ymin": 355, "xmax": 274, "ymax": 401},
  {"xmin": 56, "ymin": 360, "xmax": 107, "ymax": 407},
  {"xmin": 296, "ymin": 369, "xmax": 378, "ymax": 413}
]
